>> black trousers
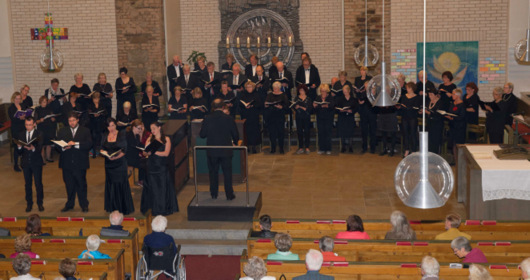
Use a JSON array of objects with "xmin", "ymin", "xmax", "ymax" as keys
[
  {"xmin": 360, "ymin": 109, "xmax": 377, "ymax": 151},
  {"xmin": 489, "ymin": 132, "xmax": 503, "ymax": 144},
  {"xmin": 62, "ymin": 168, "xmax": 89, "ymax": 208},
  {"xmin": 207, "ymin": 156, "xmax": 234, "ymax": 197},
  {"xmin": 13, "ymin": 144, "xmax": 20, "ymax": 166},
  {"xmin": 268, "ymin": 120, "xmax": 285, "ymax": 150},
  {"xmin": 381, "ymin": 131, "xmax": 397, "ymax": 151},
  {"xmin": 428, "ymin": 123, "xmax": 444, "ymax": 154},
  {"xmin": 296, "ymin": 116, "xmax": 311, "ymax": 149},
  {"xmin": 23, "ymin": 165, "xmax": 43, "ymax": 206},
  {"xmin": 317, "ymin": 118, "xmax": 333, "ymax": 151},
  {"xmin": 402, "ymin": 118, "xmax": 418, "ymax": 152}
]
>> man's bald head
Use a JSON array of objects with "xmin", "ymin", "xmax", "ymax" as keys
[
  {"xmin": 212, "ymin": 98, "xmax": 226, "ymax": 111},
  {"xmin": 276, "ymin": 61, "xmax": 284, "ymax": 72},
  {"xmin": 172, "ymin": 55, "xmax": 181, "ymax": 66}
]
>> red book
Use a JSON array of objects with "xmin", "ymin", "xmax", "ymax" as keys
[
  {"xmin": 31, "ymin": 239, "xmax": 44, "ymax": 243},
  {"xmin": 123, "ymin": 217, "xmax": 137, "ymax": 221},
  {"xmin": 409, "ymin": 220, "xmax": 421, "ymax": 224},
  {"xmin": 31, "ymin": 260, "xmax": 46, "ymax": 265},
  {"xmin": 107, "ymin": 239, "xmax": 124, "ymax": 244},
  {"xmin": 71, "ymin": 217, "xmax": 85, "ymax": 222},
  {"xmin": 477, "ymin": 242, "xmax": 494, "ymax": 246},
  {"xmin": 77, "ymin": 261, "xmax": 93, "ymax": 265},
  {"xmin": 316, "ymin": 220, "xmax": 331, "ymax": 224},
  {"xmin": 482, "ymin": 220, "xmax": 497, "ymax": 225},
  {"xmin": 465, "ymin": 220, "xmax": 480, "ymax": 225},
  {"xmin": 332, "ymin": 220, "xmax": 346, "ymax": 224},
  {"xmin": 333, "ymin": 262, "xmax": 349, "ymax": 267},
  {"xmin": 401, "ymin": 264, "xmax": 418, "ymax": 268},
  {"xmin": 413, "ymin": 242, "xmax": 429, "ymax": 246},
  {"xmin": 50, "ymin": 239, "xmax": 65, "ymax": 243},
  {"xmin": 56, "ymin": 217, "xmax": 70, "ymax": 221},
  {"xmin": 266, "ymin": 261, "xmax": 283, "ymax": 266},
  {"xmin": 2, "ymin": 217, "xmax": 17, "ymax": 222},
  {"xmin": 495, "ymin": 242, "xmax": 511, "ymax": 246},
  {"xmin": 286, "ymin": 220, "xmax": 299, "ymax": 224},
  {"xmin": 396, "ymin": 241, "xmax": 412, "ymax": 246},
  {"xmin": 257, "ymin": 239, "xmax": 271, "ymax": 243}
]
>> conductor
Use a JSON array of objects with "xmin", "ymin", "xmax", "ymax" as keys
[{"xmin": 199, "ymin": 98, "xmax": 239, "ymax": 200}]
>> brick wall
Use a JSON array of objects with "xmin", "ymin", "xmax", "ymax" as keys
[
  {"xmin": 391, "ymin": 0, "xmax": 509, "ymax": 99},
  {"xmin": 10, "ymin": 0, "xmax": 119, "ymax": 107},
  {"xmin": 299, "ymin": 0, "xmax": 344, "ymax": 84},
  {"xmin": 179, "ymin": 0, "xmax": 221, "ymax": 69}
]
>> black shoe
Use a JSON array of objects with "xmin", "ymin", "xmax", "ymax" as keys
[
  {"xmin": 251, "ymin": 147, "xmax": 257, "ymax": 154},
  {"xmin": 279, "ymin": 148, "xmax": 284, "ymax": 154},
  {"xmin": 38, "ymin": 205, "xmax": 44, "ymax": 212},
  {"xmin": 388, "ymin": 151, "xmax": 395, "ymax": 157},
  {"xmin": 370, "ymin": 149, "xmax": 376, "ymax": 154},
  {"xmin": 61, "ymin": 206, "xmax": 73, "ymax": 212},
  {"xmin": 25, "ymin": 205, "xmax": 32, "ymax": 213},
  {"xmin": 226, "ymin": 194, "xmax": 236, "ymax": 201},
  {"xmin": 270, "ymin": 148, "xmax": 276, "ymax": 154},
  {"xmin": 349, "ymin": 147, "xmax": 354, "ymax": 153},
  {"xmin": 46, "ymin": 158, "xmax": 54, "ymax": 163},
  {"xmin": 379, "ymin": 150, "xmax": 388, "ymax": 156},
  {"xmin": 82, "ymin": 207, "xmax": 89, "ymax": 213},
  {"xmin": 14, "ymin": 165, "xmax": 21, "ymax": 172},
  {"xmin": 361, "ymin": 149, "xmax": 367, "ymax": 154},
  {"xmin": 211, "ymin": 194, "xmax": 218, "ymax": 199},
  {"xmin": 341, "ymin": 147, "xmax": 346, "ymax": 153}
]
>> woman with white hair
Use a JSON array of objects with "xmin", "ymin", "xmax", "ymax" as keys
[
  {"xmin": 143, "ymin": 215, "xmax": 177, "ymax": 254},
  {"xmin": 116, "ymin": 101, "xmax": 138, "ymax": 131},
  {"xmin": 78, "ymin": 235, "xmax": 110, "ymax": 259},
  {"xmin": 264, "ymin": 81, "xmax": 289, "ymax": 154},
  {"xmin": 484, "ymin": 87, "xmax": 508, "ymax": 144},
  {"xmin": 384, "ymin": 210, "xmax": 416, "ymax": 240},
  {"xmin": 10, "ymin": 253, "xmax": 40, "ymax": 280},
  {"xmin": 446, "ymin": 88, "xmax": 466, "ymax": 163},
  {"xmin": 69, "ymin": 73, "xmax": 92, "ymax": 115},
  {"xmin": 520, "ymin": 257, "xmax": 530, "ymax": 280},
  {"xmin": 420, "ymin": 256, "xmax": 439, "ymax": 280},
  {"xmin": 314, "ymin": 84, "xmax": 335, "ymax": 155},
  {"xmin": 468, "ymin": 264, "xmax": 493, "ymax": 280},
  {"xmin": 240, "ymin": 256, "xmax": 275, "ymax": 280}
]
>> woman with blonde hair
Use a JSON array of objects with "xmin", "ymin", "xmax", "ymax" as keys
[
  {"xmin": 469, "ymin": 264, "xmax": 493, "ymax": 280},
  {"xmin": 264, "ymin": 81, "xmax": 289, "ymax": 154},
  {"xmin": 314, "ymin": 84, "xmax": 335, "ymax": 155},
  {"xmin": 240, "ymin": 256, "xmax": 275, "ymax": 280},
  {"xmin": 20, "ymin": 84, "xmax": 33, "ymax": 108},
  {"xmin": 9, "ymin": 92, "xmax": 27, "ymax": 171},
  {"xmin": 69, "ymin": 73, "xmax": 91, "ymax": 113},
  {"xmin": 93, "ymin": 72, "xmax": 114, "ymax": 117},
  {"xmin": 10, "ymin": 234, "xmax": 39, "ymax": 259}
]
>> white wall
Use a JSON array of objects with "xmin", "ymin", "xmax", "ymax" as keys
[
  {"xmin": 0, "ymin": 0, "xmax": 14, "ymax": 103},
  {"xmin": 508, "ymin": 0, "xmax": 530, "ymax": 96}
]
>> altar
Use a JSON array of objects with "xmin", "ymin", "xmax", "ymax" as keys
[{"xmin": 457, "ymin": 144, "xmax": 530, "ymax": 220}]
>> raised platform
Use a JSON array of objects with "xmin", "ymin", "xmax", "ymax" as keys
[{"xmin": 187, "ymin": 192, "xmax": 262, "ymax": 222}]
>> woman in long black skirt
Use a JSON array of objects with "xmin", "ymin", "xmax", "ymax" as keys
[
  {"xmin": 239, "ymin": 81, "xmax": 262, "ymax": 154},
  {"xmin": 314, "ymin": 84, "xmax": 335, "ymax": 155},
  {"xmin": 293, "ymin": 84, "xmax": 313, "ymax": 154},
  {"xmin": 336, "ymin": 85, "xmax": 358, "ymax": 153}
]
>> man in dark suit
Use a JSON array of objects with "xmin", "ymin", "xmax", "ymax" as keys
[
  {"xmin": 56, "ymin": 112, "xmax": 92, "ymax": 212},
  {"xmin": 293, "ymin": 249, "xmax": 335, "ymax": 280},
  {"xmin": 251, "ymin": 65, "xmax": 271, "ymax": 104},
  {"xmin": 295, "ymin": 56, "xmax": 321, "ymax": 101},
  {"xmin": 228, "ymin": 64, "xmax": 248, "ymax": 96},
  {"xmin": 268, "ymin": 56, "xmax": 279, "ymax": 79},
  {"xmin": 244, "ymin": 54, "xmax": 260, "ymax": 79},
  {"xmin": 503, "ymin": 82, "xmax": 519, "ymax": 125},
  {"xmin": 167, "ymin": 55, "xmax": 183, "ymax": 94},
  {"xmin": 16, "ymin": 117, "xmax": 44, "ymax": 212},
  {"xmin": 250, "ymin": 214, "xmax": 277, "ymax": 238},
  {"xmin": 175, "ymin": 64, "xmax": 201, "ymax": 101},
  {"xmin": 199, "ymin": 99, "xmax": 239, "ymax": 200},
  {"xmin": 201, "ymin": 61, "xmax": 222, "ymax": 104},
  {"xmin": 269, "ymin": 61, "xmax": 294, "ymax": 100}
]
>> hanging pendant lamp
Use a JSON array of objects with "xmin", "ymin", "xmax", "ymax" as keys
[
  {"xmin": 354, "ymin": 0, "xmax": 379, "ymax": 67},
  {"xmin": 394, "ymin": 0, "xmax": 454, "ymax": 209},
  {"xmin": 514, "ymin": 0, "xmax": 530, "ymax": 64}
]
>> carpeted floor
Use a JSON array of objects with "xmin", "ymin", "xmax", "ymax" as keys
[{"xmin": 183, "ymin": 255, "xmax": 241, "ymax": 280}]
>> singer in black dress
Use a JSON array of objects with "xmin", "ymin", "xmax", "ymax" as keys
[
  {"xmin": 332, "ymin": 71, "xmax": 353, "ymax": 100},
  {"xmin": 140, "ymin": 72, "xmax": 162, "ymax": 97},
  {"xmin": 9, "ymin": 92, "xmax": 28, "ymax": 171},
  {"xmin": 93, "ymin": 73, "xmax": 114, "ymax": 118},
  {"xmin": 168, "ymin": 86, "xmax": 188, "ymax": 120},
  {"xmin": 115, "ymin": 67, "xmax": 137, "ymax": 116},
  {"xmin": 140, "ymin": 122, "xmax": 179, "ymax": 216},
  {"xmin": 293, "ymin": 84, "xmax": 313, "ymax": 154},
  {"xmin": 239, "ymin": 81, "xmax": 263, "ymax": 154},
  {"xmin": 34, "ymin": 96, "xmax": 57, "ymax": 162},
  {"xmin": 216, "ymin": 82, "xmax": 237, "ymax": 118},
  {"xmin": 425, "ymin": 90, "xmax": 445, "ymax": 154},
  {"xmin": 69, "ymin": 73, "xmax": 92, "ymax": 113},
  {"xmin": 446, "ymin": 89, "xmax": 467, "ymax": 163},
  {"xmin": 485, "ymin": 87, "xmax": 508, "ymax": 144},
  {"xmin": 88, "ymin": 92, "xmax": 107, "ymax": 157},
  {"xmin": 314, "ymin": 84, "xmax": 335, "ymax": 155},
  {"xmin": 62, "ymin": 92, "xmax": 88, "ymax": 127},
  {"xmin": 399, "ymin": 82, "xmax": 421, "ymax": 156},
  {"xmin": 116, "ymin": 101, "xmax": 138, "ymax": 131},
  {"xmin": 141, "ymin": 86, "xmax": 160, "ymax": 131},
  {"xmin": 44, "ymin": 78, "xmax": 66, "ymax": 120},
  {"xmin": 437, "ymin": 71, "xmax": 457, "ymax": 109},
  {"xmin": 336, "ymin": 85, "xmax": 358, "ymax": 153},
  {"xmin": 189, "ymin": 88, "xmax": 209, "ymax": 120},
  {"xmin": 264, "ymin": 82, "xmax": 289, "ymax": 154},
  {"xmin": 101, "ymin": 118, "xmax": 135, "ymax": 215},
  {"xmin": 354, "ymin": 67, "xmax": 376, "ymax": 153}
]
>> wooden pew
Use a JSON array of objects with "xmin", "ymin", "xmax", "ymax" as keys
[
  {"xmin": 0, "ymin": 228, "xmax": 139, "ymax": 280},
  {"xmin": 252, "ymin": 219, "xmax": 530, "ymax": 240},
  {"xmin": 0, "ymin": 249, "xmax": 125, "ymax": 280},
  {"xmin": 0, "ymin": 213, "xmax": 151, "ymax": 245},
  {"xmin": 247, "ymin": 238, "xmax": 530, "ymax": 263}
]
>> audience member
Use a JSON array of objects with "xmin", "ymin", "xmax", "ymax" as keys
[
  {"xmin": 143, "ymin": 215, "xmax": 177, "ymax": 254},
  {"xmin": 0, "ymin": 227, "xmax": 10, "ymax": 236},
  {"xmin": 240, "ymin": 256, "xmax": 275, "ymax": 280},
  {"xmin": 25, "ymin": 214, "xmax": 50, "ymax": 237},
  {"xmin": 59, "ymin": 258, "xmax": 78, "ymax": 280},
  {"xmin": 384, "ymin": 210, "xmax": 416, "ymax": 240},
  {"xmin": 420, "ymin": 256, "xmax": 439, "ymax": 280},
  {"xmin": 10, "ymin": 253, "xmax": 40, "ymax": 280},
  {"xmin": 100, "ymin": 211, "xmax": 130, "ymax": 237},
  {"xmin": 434, "ymin": 213, "xmax": 471, "ymax": 240},
  {"xmin": 267, "ymin": 233, "xmax": 299, "ymax": 261},
  {"xmin": 10, "ymin": 234, "xmax": 39, "ymax": 259},
  {"xmin": 250, "ymin": 215, "xmax": 277, "ymax": 238},
  {"xmin": 468, "ymin": 264, "xmax": 493, "ymax": 280},
  {"xmin": 451, "ymin": 236, "xmax": 487, "ymax": 263},
  {"xmin": 335, "ymin": 215, "xmax": 370, "ymax": 240},
  {"xmin": 520, "ymin": 257, "xmax": 530, "ymax": 280},
  {"xmin": 319, "ymin": 236, "xmax": 346, "ymax": 262},
  {"xmin": 78, "ymin": 234, "xmax": 110, "ymax": 259},
  {"xmin": 292, "ymin": 249, "xmax": 334, "ymax": 280}
]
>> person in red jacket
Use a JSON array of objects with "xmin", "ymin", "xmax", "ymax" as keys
[{"xmin": 319, "ymin": 236, "xmax": 346, "ymax": 262}]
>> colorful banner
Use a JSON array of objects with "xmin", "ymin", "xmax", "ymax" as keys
[{"xmin": 31, "ymin": 27, "xmax": 68, "ymax": 41}]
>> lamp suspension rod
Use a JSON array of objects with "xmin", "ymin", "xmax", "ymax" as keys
[
  {"xmin": 422, "ymin": 0, "xmax": 426, "ymax": 132},
  {"xmin": 382, "ymin": 0, "xmax": 385, "ymax": 64}
]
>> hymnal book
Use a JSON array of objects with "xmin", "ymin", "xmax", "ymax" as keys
[
  {"xmin": 136, "ymin": 140, "xmax": 162, "ymax": 154},
  {"xmin": 99, "ymin": 90, "xmax": 114, "ymax": 96},
  {"xmin": 265, "ymin": 100, "xmax": 281, "ymax": 106},
  {"xmin": 223, "ymin": 97, "xmax": 236, "ymax": 103},
  {"xmin": 221, "ymin": 69, "xmax": 233, "ymax": 74},
  {"xmin": 190, "ymin": 70, "xmax": 202, "ymax": 75},
  {"xmin": 170, "ymin": 107, "xmax": 186, "ymax": 112},
  {"xmin": 331, "ymin": 88, "xmax": 343, "ymax": 94},
  {"xmin": 73, "ymin": 110, "xmax": 85, "ymax": 115},
  {"xmin": 289, "ymin": 101, "xmax": 301, "ymax": 109},
  {"xmin": 230, "ymin": 80, "xmax": 249, "ymax": 90},
  {"xmin": 77, "ymin": 91, "xmax": 96, "ymax": 98},
  {"xmin": 336, "ymin": 106, "xmax": 351, "ymax": 111},
  {"xmin": 191, "ymin": 105, "xmax": 208, "ymax": 111},
  {"xmin": 51, "ymin": 140, "xmax": 70, "ymax": 148},
  {"xmin": 202, "ymin": 79, "xmax": 220, "ymax": 86},
  {"xmin": 275, "ymin": 78, "xmax": 290, "ymax": 84},
  {"xmin": 240, "ymin": 100, "xmax": 254, "ymax": 107},
  {"xmin": 479, "ymin": 100, "xmax": 500, "ymax": 111},
  {"xmin": 41, "ymin": 114, "xmax": 60, "ymax": 121},
  {"xmin": 352, "ymin": 85, "xmax": 366, "ymax": 91},
  {"xmin": 313, "ymin": 101, "xmax": 330, "ymax": 105},
  {"xmin": 13, "ymin": 109, "xmax": 34, "ymax": 118},
  {"xmin": 296, "ymin": 80, "xmax": 310, "ymax": 85},
  {"xmin": 255, "ymin": 79, "xmax": 265, "ymax": 86},
  {"xmin": 51, "ymin": 92, "xmax": 67, "ymax": 99},
  {"xmin": 13, "ymin": 137, "xmax": 38, "ymax": 147},
  {"xmin": 89, "ymin": 110, "xmax": 106, "ymax": 115},
  {"xmin": 437, "ymin": 110, "xmax": 458, "ymax": 117},
  {"xmin": 100, "ymin": 149, "xmax": 121, "ymax": 159},
  {"xmin": 117, "ymin": 121, "xmax": 130, "ymax": 127},
  {"xmin": 142, "ymin": 104, "xmax": 159, "ymax": 109},
  {"xmin": 181, "ymin": 88, "xmax": 192, "ymax": 93}
]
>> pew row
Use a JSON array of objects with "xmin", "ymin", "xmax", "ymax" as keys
[
  {"xmin": 247, "ymin": 238, "xmax": 530, "ymax": 263},
  {"xmin": 0, "ymin": 249, "xmax": 125, "ymax": 280},
  {"xmin": 252, "ymin": 219, "xmax": 530, "ymax": 240},
  {"xmin": 0, "ymin": 228, "xmax": 139, "ymax": 280},
  {"xmin": 0, "ymin": 214, "xmax": 151, "ymax": 246}
]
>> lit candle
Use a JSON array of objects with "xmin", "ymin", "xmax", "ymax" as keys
[
  {"xmin": 257, "ymin": 37, "xmax": 260, "ymax": 45},
  {"xmin": 226, "ymin": 37, "xmax": 229, "ymax": 45},
  {"xmin": 247, "ymin": 37, "xmax": 250, "ymax": 46},
  {"xmin": 237, "ymin": 37, "xmax": 240, "ymax": 45},
  {"xmin": 268, "ymin": 37, "xmax": 271, "ymax": 44},
  {"xmin": 289, "ymin": 36, "xmax": 292, "ymax": 44},
  {"xmin": 278, "ymin": 36, "xmax": 281, "ymax": 47}
]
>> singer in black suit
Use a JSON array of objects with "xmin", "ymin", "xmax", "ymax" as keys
[
  {"xmin": 199, "ymin": 99, "xmax": 240, "ymax": 200},
  {"xmin": 244, "ymin": 54, "xmax": 260, "ymax": 79},
  {"xmin": 295, "ymin": 57, "xmax": 321, "ymax": 101},
  {"xmin": 201, "ymin": 62, "xmax": 222, "ymax": 104},
  {"xmin": 228, "ymin": 64, "xmax": 248, "ymax": 96},
  {"xmin": 175, "ymin": 64, "xmax": 201, "ymax": 100},
  {"xmin": 56, "ymin": 113, "xmax": 93, "ymax": 212},
  {"xmin": 269, "ymin": 62, "xmax": 294, "ymax": 100},
  {"xmin": 16, "ymin": 117, "xmax": 44, "ymax": 212},
  {"xmin": 167, "ymin": 55, "xmax": 183, "ymax": 94},
  {"xmin": 251, "ymin": 65, "xmax": 270, "ymax": 105}
]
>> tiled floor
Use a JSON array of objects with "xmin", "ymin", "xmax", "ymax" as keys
[{"xmin": 0, "ymin": 143, "xmax": 466, "ymax": 229}]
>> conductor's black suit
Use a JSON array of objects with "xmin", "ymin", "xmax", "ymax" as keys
[{"xmin": 17, "ymin": 129, "xmax": 44, "ymax": 208}]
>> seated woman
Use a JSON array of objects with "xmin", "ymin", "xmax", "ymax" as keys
[
  {"xmin": 10, "ymin": 234, "xmax": 39, "ymax": 259},
  {"xmin": 335, "ymin": 215, "xmax": 370, "ymax": 240},
  {"xmin": 469, "ymin": 264, "xmax": 493, "ymax": 280},
  {"xmin": 384, "ymin": 210, "xmax": 416, "ymax": 240},
  {"xmin": 78, "ymin": 235, "xmax": 110, "ymax": 259},
  {"xmin": 143, "ymin": 215, "xmax": 177, "ymax": 254},
  {"xmin": 266, "ymin": 233, "xmax": 299, "ymax": 261},
  {"xmin": 240, "ymin": 256, "xmax": 276, "ymax": 280},
  {"xmin": 10, "ymin": 253, "xmax": 40, "ymax": 280},
  {"xmin": 116, "ymin": 101, "xmax": 138, "ymax": 131},
  {"xmin": 59, "ymin": 258, "xmax": 78, "ymax": 280},
  {"xmin": 451, "ymin": 236, "xmax": 487, "ymax": 263},
  {"xmin": 25, "ymin": 214, "xmax": 50, "ymax": 237}
]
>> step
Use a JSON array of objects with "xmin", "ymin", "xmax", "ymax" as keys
[
  {"xmin": 176, "ymin": 239, "xmax": 247, "ymax": 256},
  {"xmin": 166, "ymin": 228, "xmax": 250, "ymax": 240}
]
